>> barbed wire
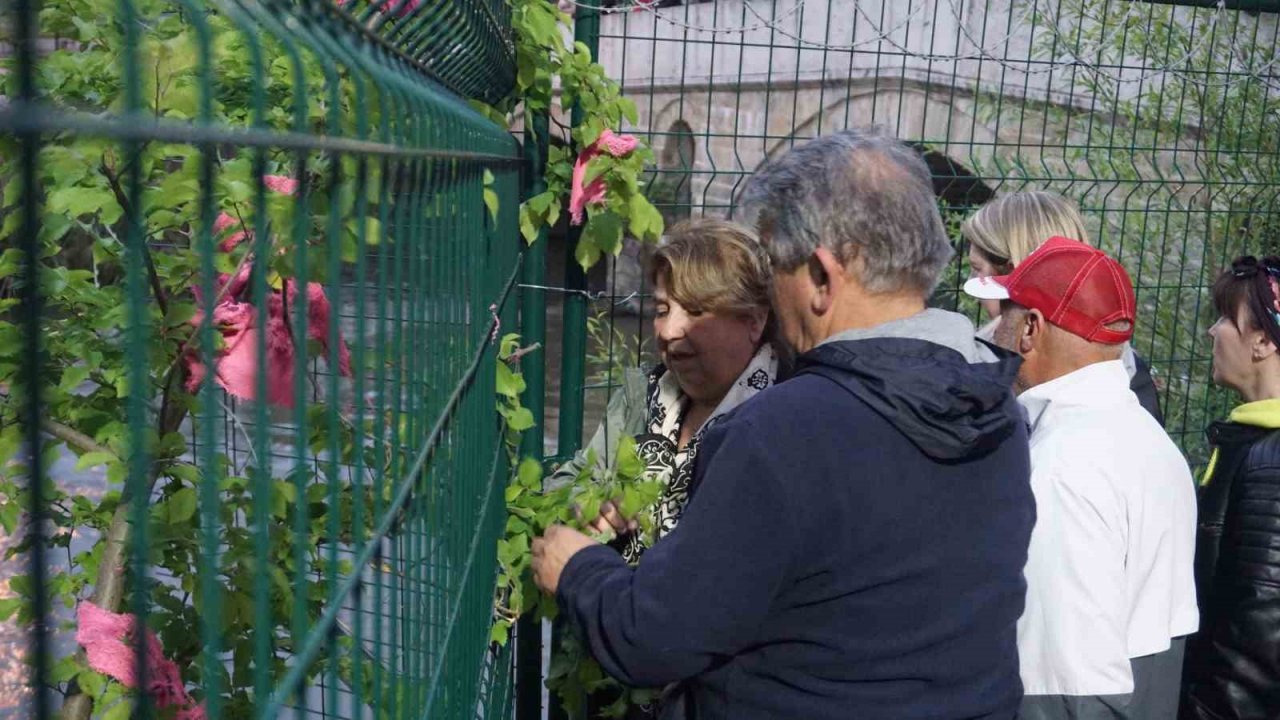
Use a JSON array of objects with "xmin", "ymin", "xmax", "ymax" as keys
[
  {"xmin": 559, "ymin": 0, "xmax": 1278, "ymax": 92},
  {"xmin": 1003, "ymin": 0, "xmax": 1280, "ymax": 91},
  {"xmin": 741, "ymin": 0, "xmax": 955, "ymax": 53},
  {"xmin": 560, "ymin": 0, "xmax": 811, "ymax": 35},
  {"xmin": 947, "ymin": 0, "xmax": 1232, "ymax": 84}
]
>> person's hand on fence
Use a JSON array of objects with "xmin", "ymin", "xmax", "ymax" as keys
[{"xmin": 532, "ymin": 525, "xmax": 598, "ymax": 594}]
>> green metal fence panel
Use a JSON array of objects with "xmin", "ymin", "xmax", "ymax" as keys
[
  {"xmin": 0, "ymin": 0, "xmax": 523, "ymax": 717},
  {"xmin": 569, "ymin": 0, "xmax": 1280, "ymax": 478}
]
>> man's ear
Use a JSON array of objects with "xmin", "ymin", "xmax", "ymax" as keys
[
  {"xmin": 1019, "ymin": 308, "xmax": 1046, "ymax": 356},
  {"xmin": 810, "ymin": 246, "xmax": 845, "ymax": 315}
]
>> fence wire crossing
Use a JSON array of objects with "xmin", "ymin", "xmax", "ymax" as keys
[{"xmin": 0, "ymin": 0, "xmax": 522, "ymax": 718}]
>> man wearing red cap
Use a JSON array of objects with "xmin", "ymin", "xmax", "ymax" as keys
[{"xmin": 965, "ymin": 236, "xmax": 1199, "ymax": 719}]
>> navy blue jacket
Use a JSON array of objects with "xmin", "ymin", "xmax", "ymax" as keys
[{"xmin": 558, "ymin": 333, "xmax": 1036, "ymax": 719}]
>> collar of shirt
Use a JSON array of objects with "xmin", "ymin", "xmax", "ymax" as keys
[{"xmin": 1017, "ymin": 359, "xmax": 1133, "ymax": 436}]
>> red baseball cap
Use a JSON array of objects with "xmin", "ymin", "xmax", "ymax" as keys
[{"xmin": 963, "ymin": 236, "xmax": 1136, "ymax": 344}]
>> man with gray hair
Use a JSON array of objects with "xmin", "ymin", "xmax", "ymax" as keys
[{"xmin": 531, "ymin": 129, "xmax": 1035, "ymax": 719}]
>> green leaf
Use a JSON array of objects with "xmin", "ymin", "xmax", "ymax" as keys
[
  {"xmin": 74, "ymin": 451, "xmax": 117, "ymax": 472},
  {"xmin": 77, "ymin": 669, "xmax": 106, "ymax": 699},
  {"xmin": 518, "ymin": 457, "xmax": 542, "ymax": 489},
  {"xmin": 545, "ymin": 198, "xmax": 561, "ymax": 228},
  {"xmin": 0, "ymin": 504, "xmax": 17, "ymax": 535},
  {"xmin": 0, "ymin": 596, "xmax": 20, "ymax": 621},
  {"xmin": 59, "ymin": 364, "xmax": 91, "ymax": 392},
  {"xmin": 574, "ymin": 240, "xmax": 601, "ymax": 271},
  {"xmin": 490, "ymin": 621, "xmax": 510, "ymax": 646},
  {"xmin": 619, "ymin": 486, "xmax": 645, "ymax": 520},
  {"xmin": 46, "ymin": 186, "xmax": 117, "ymax": 222},
  {"xmin": 484, "ymin": 187, "xmax": 500, "ymax": 222},
  {"xmin": 363, "ymin": 216, "xmax": 383, "ymax": 245},
  {"xmin": 49, "ymin": 654, "xmax": 80, "ymax": 684},
  {"xmin": 225, "ymin": 179, "xmax": 251, "ymax": 204},
  {"xmin": 628, "ymin": 193, "xmax": 664, "ymax": 242},
  {"xmin": 166, "ymin": 463, "xmax": 199, "ymax": 484},
  {"xmin": 519, "ymin": 205, "xmax": 538, "ymax": 244},
  {"xmin": 102, "ymin": 698, "xmax": 133, "ymax": 720},
  {"xmin": 582, "ymin": 210, "xmax": 624, "ymax": 257},
  {"xmin": 506, "ymin": 407, "xmax": 535, "ymax": 432},
  {"xmin": 495, "ymin": 361, "xmax": 525, "ymax": 399},
  {"xmin": 620, "ymin": 98, "xmax": 640, "ymax": 125},
  {"xmin": 614, "ymin": 435, "xmax": 644, "ymax": 480},
  {"xmin": 166, "ymin": 487, "xmax": 197, "ymax": 524},
  {"xmin": 38, "ymin": 213, "xmax": 73, "ymax": 245}
]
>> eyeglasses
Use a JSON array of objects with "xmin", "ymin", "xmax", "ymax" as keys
[{"xmin": 1231, "ymin": 256, "xmax": 1280, "ymax": 279}]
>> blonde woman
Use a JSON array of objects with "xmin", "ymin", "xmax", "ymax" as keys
[
  {"xmin": 548, "ymin": 218, "xmax": 784, "ymax": 562},
  {"xmin": 962, "ymin": 191, "xmax": 1164, "ymax": 423}
]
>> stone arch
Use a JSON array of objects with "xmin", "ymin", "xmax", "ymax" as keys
[
  {"xmin": 660, "ymin": 120, "xmax": 696, "ymax": 170},
  {"xmin": 653, "ymin": 119, "xmax": 696, "ymax": 224},
  {"xmin": 715, "ymin": 90, "xmax": 996, "ymax": 212}
]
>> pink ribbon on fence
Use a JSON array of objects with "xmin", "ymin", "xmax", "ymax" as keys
[
  {"xmin": 185, "ymin": 174, "xmax": 354, "ymax": 408},
  {"xmin": 77, "ymin": 602, "xmax": 206, "ymax": 719},
  {"xmin": 568, "ymin": 129, "xmax": 639, "ymax": 225}
]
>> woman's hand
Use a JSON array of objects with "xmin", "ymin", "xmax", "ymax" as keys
[{"xmin": 586, "ymin": 499, "xmax": 639, "ymax": 536}]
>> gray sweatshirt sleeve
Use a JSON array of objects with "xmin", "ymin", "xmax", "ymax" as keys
[{"xmin": 543, "ymin": 368, "xmax": 650, "ymax": 493}]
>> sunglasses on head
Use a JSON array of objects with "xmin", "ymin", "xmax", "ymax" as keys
[{"xmin": 1232, "ymin": 256, "xmax": 1280, "ymax": 279}]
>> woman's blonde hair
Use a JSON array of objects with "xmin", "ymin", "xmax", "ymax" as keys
[
  {"xmin": 961, "ymin": 191, "xmax": 1091, "ymax": 270},
  {"xmin": 649, "ymin": 217, "xmax": 772, "ymax": 318}
]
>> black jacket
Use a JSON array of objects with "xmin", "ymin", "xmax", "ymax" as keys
[
  {"xmin": 1130, "ymin": 352, "xmax": 1165, "ymax": 426},
  {"xmin": 557, "ymin": 332, "xmax": 1035, "ymax": 719},
  {"xmin": 1181, "ymin": 421, "xmax": 1280, "ymax": 719}
]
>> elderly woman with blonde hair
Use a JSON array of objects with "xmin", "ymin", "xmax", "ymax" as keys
[
  {"xmin": 962, "ymin": 190, "xmax": 1164, "ymax": 423},
  {"xmin": 548, "ymin": 217, "xmax": 785, "ymax": 562}
]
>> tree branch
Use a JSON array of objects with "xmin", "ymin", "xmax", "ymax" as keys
[
  {"xmin": 39, "ymin": 419, "xmax": 113, "ymax": 457},
  {"xmin": 61, "ymin": 365, "xmax": 190, "ymax": 720},
  {"xmin": 100, "ymin": 156, "xmax": 169, "ymax": 317}
]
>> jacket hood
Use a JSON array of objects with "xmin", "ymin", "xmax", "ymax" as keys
[
  {"xmin": 1228, "ymin": 398, "xmax": 1280, "ymax": 429},
  {"xmin": 795, "ymin": 309, "xmax": 1023, "ymax": 461}
]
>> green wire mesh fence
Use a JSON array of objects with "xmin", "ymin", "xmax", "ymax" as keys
[
  {"xmin": 0, "ymin": 0, "xmax": 523, "ymax": 717},
  {"xmin": 562, "ymin": 0, "xmax": 1280, "ymax": 481}
]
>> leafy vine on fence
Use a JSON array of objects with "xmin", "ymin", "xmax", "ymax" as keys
[
  {"xmin": 494, "ymin": 334, "xmax": 663, "ymax": 717},
  {"xmin": 488, "ymin": 0, "xmax": 665, "ymax": 269},
  {"xmin": 486, "ymin": 1, "xmax": 671, "ymax": 716}
]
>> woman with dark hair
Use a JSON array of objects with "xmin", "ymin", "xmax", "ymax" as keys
[{"xmin": 1181, "ymin": 255, "xmax": 1280, "ymax": 720}]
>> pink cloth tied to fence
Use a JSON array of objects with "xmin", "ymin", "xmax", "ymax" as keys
[
  {"xmin": 76, "ymin": 601, "xmax": 206, "ymax": 720},
  {"xmin": 568, "ymin": 129, "xmax": 639, "ymax": 225},
  {"xmin": 185, "ymin": 175, "xmax": 353, "ymax": 408}
]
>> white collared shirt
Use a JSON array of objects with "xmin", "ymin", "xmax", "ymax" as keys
[{"xmin": 1016, "ymin": 360, "xmax": 1198, "ymax": 697}]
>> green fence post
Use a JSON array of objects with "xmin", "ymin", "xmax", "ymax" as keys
[
  {"xmin": 551, "ymin": 6, "xmax": 601, "ymax": 720},
  {"xmin": 557, "ymin": 7, "xmax": 600, "ymax": 467},
  {"xmin": 13, "ymin": 0, "xmax": 50, "ymax": 717},
  {"xmin": 516, "ymin": 111, "xmax": 550, "ymax": 720}
]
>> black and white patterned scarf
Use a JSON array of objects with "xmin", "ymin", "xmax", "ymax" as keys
[{"xmin": 621, "ymin": 344, "xmax": 777, "ymax": 563}]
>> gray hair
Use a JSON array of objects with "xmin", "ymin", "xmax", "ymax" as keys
[{"xmin": 738, "ymin": 128, "xmax": 953, "ymax": 295}]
